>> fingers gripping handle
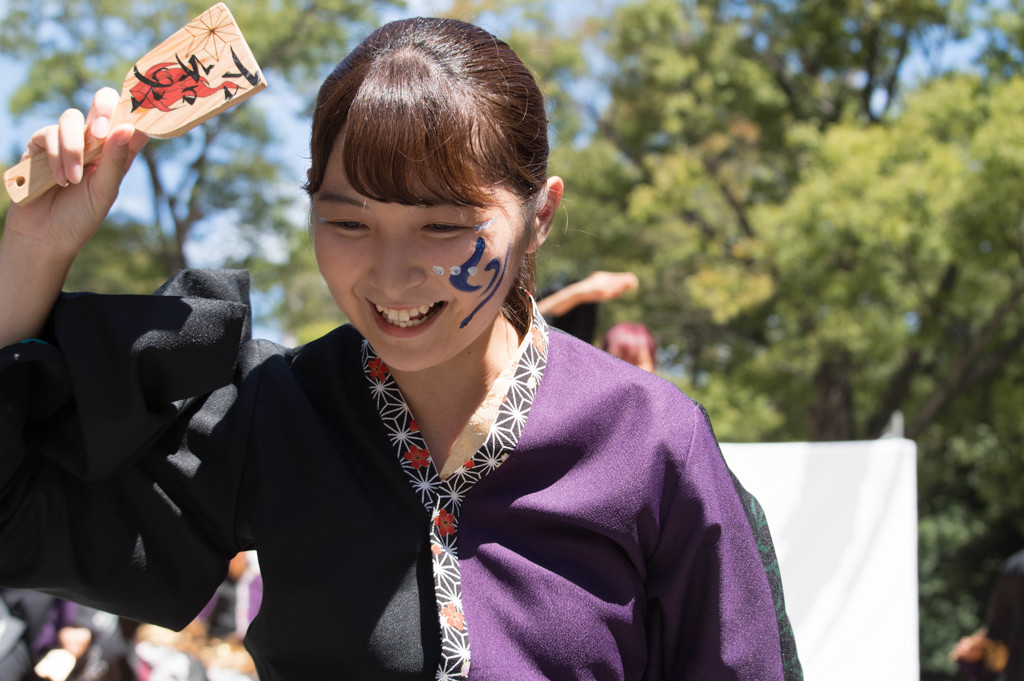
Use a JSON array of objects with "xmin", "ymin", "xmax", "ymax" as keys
[{"xmin": 4, "ymin": 140, "xmax": 104, "ymax": 205}]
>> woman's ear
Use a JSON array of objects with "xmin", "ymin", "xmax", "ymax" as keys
[{"xmin": 528, "ymin": 176, "xmax": 564, "ymax": 253}]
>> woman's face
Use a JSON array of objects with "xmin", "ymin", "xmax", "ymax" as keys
[{"xmin": 311, "ymin": 144, "xmax": 543, "ymax": 376}]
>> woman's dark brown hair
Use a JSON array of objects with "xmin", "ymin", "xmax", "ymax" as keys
[{"xmin": 304, "ymin": 17, "xmax": 550, "ymax": 335}]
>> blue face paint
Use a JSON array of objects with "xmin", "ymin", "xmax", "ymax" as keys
[
  {"xmin": 449, "ymin": 238, "xmax": 486, "ymax": 293},
  {"xmin": 445, "ymin": 219, "xmax": 509, "ymax": 329},
  {"xmin": 459, "ymin": 248, "xmax": 508, "ymax": 329}
]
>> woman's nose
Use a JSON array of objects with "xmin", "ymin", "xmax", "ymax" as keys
[{"xmin": 367, "ymin": 237, "xmax": 429, "ymax": 295}]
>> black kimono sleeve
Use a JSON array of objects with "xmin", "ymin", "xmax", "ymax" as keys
[{"xmin": 0, "ymin": 269, "xmax": 257, "ymax": 629}]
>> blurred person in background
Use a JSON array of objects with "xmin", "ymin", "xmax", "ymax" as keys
[{"xmin": 952, "ymin": 548, "xmax": 1024, "ymax": 681}]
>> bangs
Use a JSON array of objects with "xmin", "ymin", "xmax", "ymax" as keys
[{"xmin": 339, "ymin": 49, "xmax": 502, "ymax": 207}]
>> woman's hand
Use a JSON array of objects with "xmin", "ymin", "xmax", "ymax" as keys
[
  {"xmin": 4, "ymin": 87, "xmax": 147, "ymax": 259},
  {"xmin": 0, "ymin": 87, "xmax": 147, "ymax": 347}
]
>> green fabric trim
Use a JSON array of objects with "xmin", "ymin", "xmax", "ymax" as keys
[{"xmin": 700, "ymin": 404, "xmax": 804, "ymax": 681}]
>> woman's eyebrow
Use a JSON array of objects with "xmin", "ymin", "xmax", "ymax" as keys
[{"xmin": 314, "ymin": 190, "xmax": 368, "ymax": 208}]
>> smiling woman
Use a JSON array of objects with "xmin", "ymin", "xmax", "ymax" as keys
[
  {"xmin": 305, "ymin": 18, "xmax": 552, "ymax": 340},
  {"xmin": 0, "ymin": 15, "xmax": 801, "ymax": 681}
]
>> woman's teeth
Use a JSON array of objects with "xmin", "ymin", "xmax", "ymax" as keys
[{"xmin": 375, "ymin": 303, "xmax": 437, "ymax": 328}]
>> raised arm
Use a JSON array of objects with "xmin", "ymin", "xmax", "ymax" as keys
[
  {"xmin": 0, "ymin": 87, "xmax": 146, "ymax": 347},
  {"xmin": 536, "ymin": 271, "xmax": 639, "ymax": 319}
]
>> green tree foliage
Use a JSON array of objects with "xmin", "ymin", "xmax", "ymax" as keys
[
  {"xmin": 0, "ymin": 0, "xmax": 397, "ymax": 295},
  {"xmin": 755, "ymin": 83, "xmax": 1024, "ymax": 675},
  {"xmin": 546, "ymin": 0, "xmax": 974, "ymax": 442},
  {"xmin": 475, "ymin": 2, "xmax": 1020, "ymax": 678}
]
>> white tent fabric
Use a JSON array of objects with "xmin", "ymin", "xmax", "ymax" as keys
[{"xmin": 721, "ymin": 438, "xmax": 919, "ymax": 681}]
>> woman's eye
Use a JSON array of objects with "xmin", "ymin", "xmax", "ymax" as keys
[
  {"xmin": 317, "ymin": 216, "xmax": 365, "ymax": 231},
  {"xmin": 426, "ymin": 223, "xmax": 463, "ymax": 234}
]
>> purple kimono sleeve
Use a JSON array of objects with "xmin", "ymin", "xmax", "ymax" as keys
[{"xmin": 644, "ymin": 404, "xmax": 801, "ymax": 681}]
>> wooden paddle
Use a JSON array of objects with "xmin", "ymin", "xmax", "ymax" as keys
[{"xmin": 3, "ymin": 3, "xmax": 266, "ymax": 205}]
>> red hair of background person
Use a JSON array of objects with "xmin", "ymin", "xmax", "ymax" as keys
[{"xmin": 601, "ymin": 322, "xmax": 657, "ymax": 372}]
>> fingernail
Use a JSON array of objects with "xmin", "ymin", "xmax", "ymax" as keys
[{"xmin": 93, "ymin": 116, "xmax": 110, "ymax": 138}]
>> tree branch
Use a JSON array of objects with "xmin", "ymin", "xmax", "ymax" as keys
[
  {"xmin": 177, "ymin": 126, "xmax": 216, "ymax": 258},
  {"xmin": 866, "ymin": 349, "xmax": 921, "ymax": 438},
  {"xmin": 750, "ymin": 46, "xmax": 805, "ymax": 121},
  {"xmin": 879, "ymin": 33, "xmax": 910, "ymax": 120},
  {"xmin": 908, "ymin": 324, "xmax": 1024, "ymax": 438},
  {"xmin": 862, "ymin": 22, "xmax": 881, "ymax": 123},
  {"xmin": 907, "ymin": 283, "xmax": 1024, "ymax": 437},
  {"xmin": 140, "ymin": 146, "xmax": 185, "ymax": 274},
  {"xmin": 810, "ymin": 348, "xmax": 856, "ymax": 441},
  {"xmin": 702, "ymin": 155, "xmax": 755, "ymax": 239},
  {"xmin": 865, "ymin": 263, "xmax": 959, "ymax": 437},
  {"xmin": 588, "ymin": 105, "xmax": 648, "ymax": 177}
]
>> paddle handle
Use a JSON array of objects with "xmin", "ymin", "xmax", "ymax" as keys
[{"xmin": 4, "ymin": 140, "xmax": 106, "ymax": 205}]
